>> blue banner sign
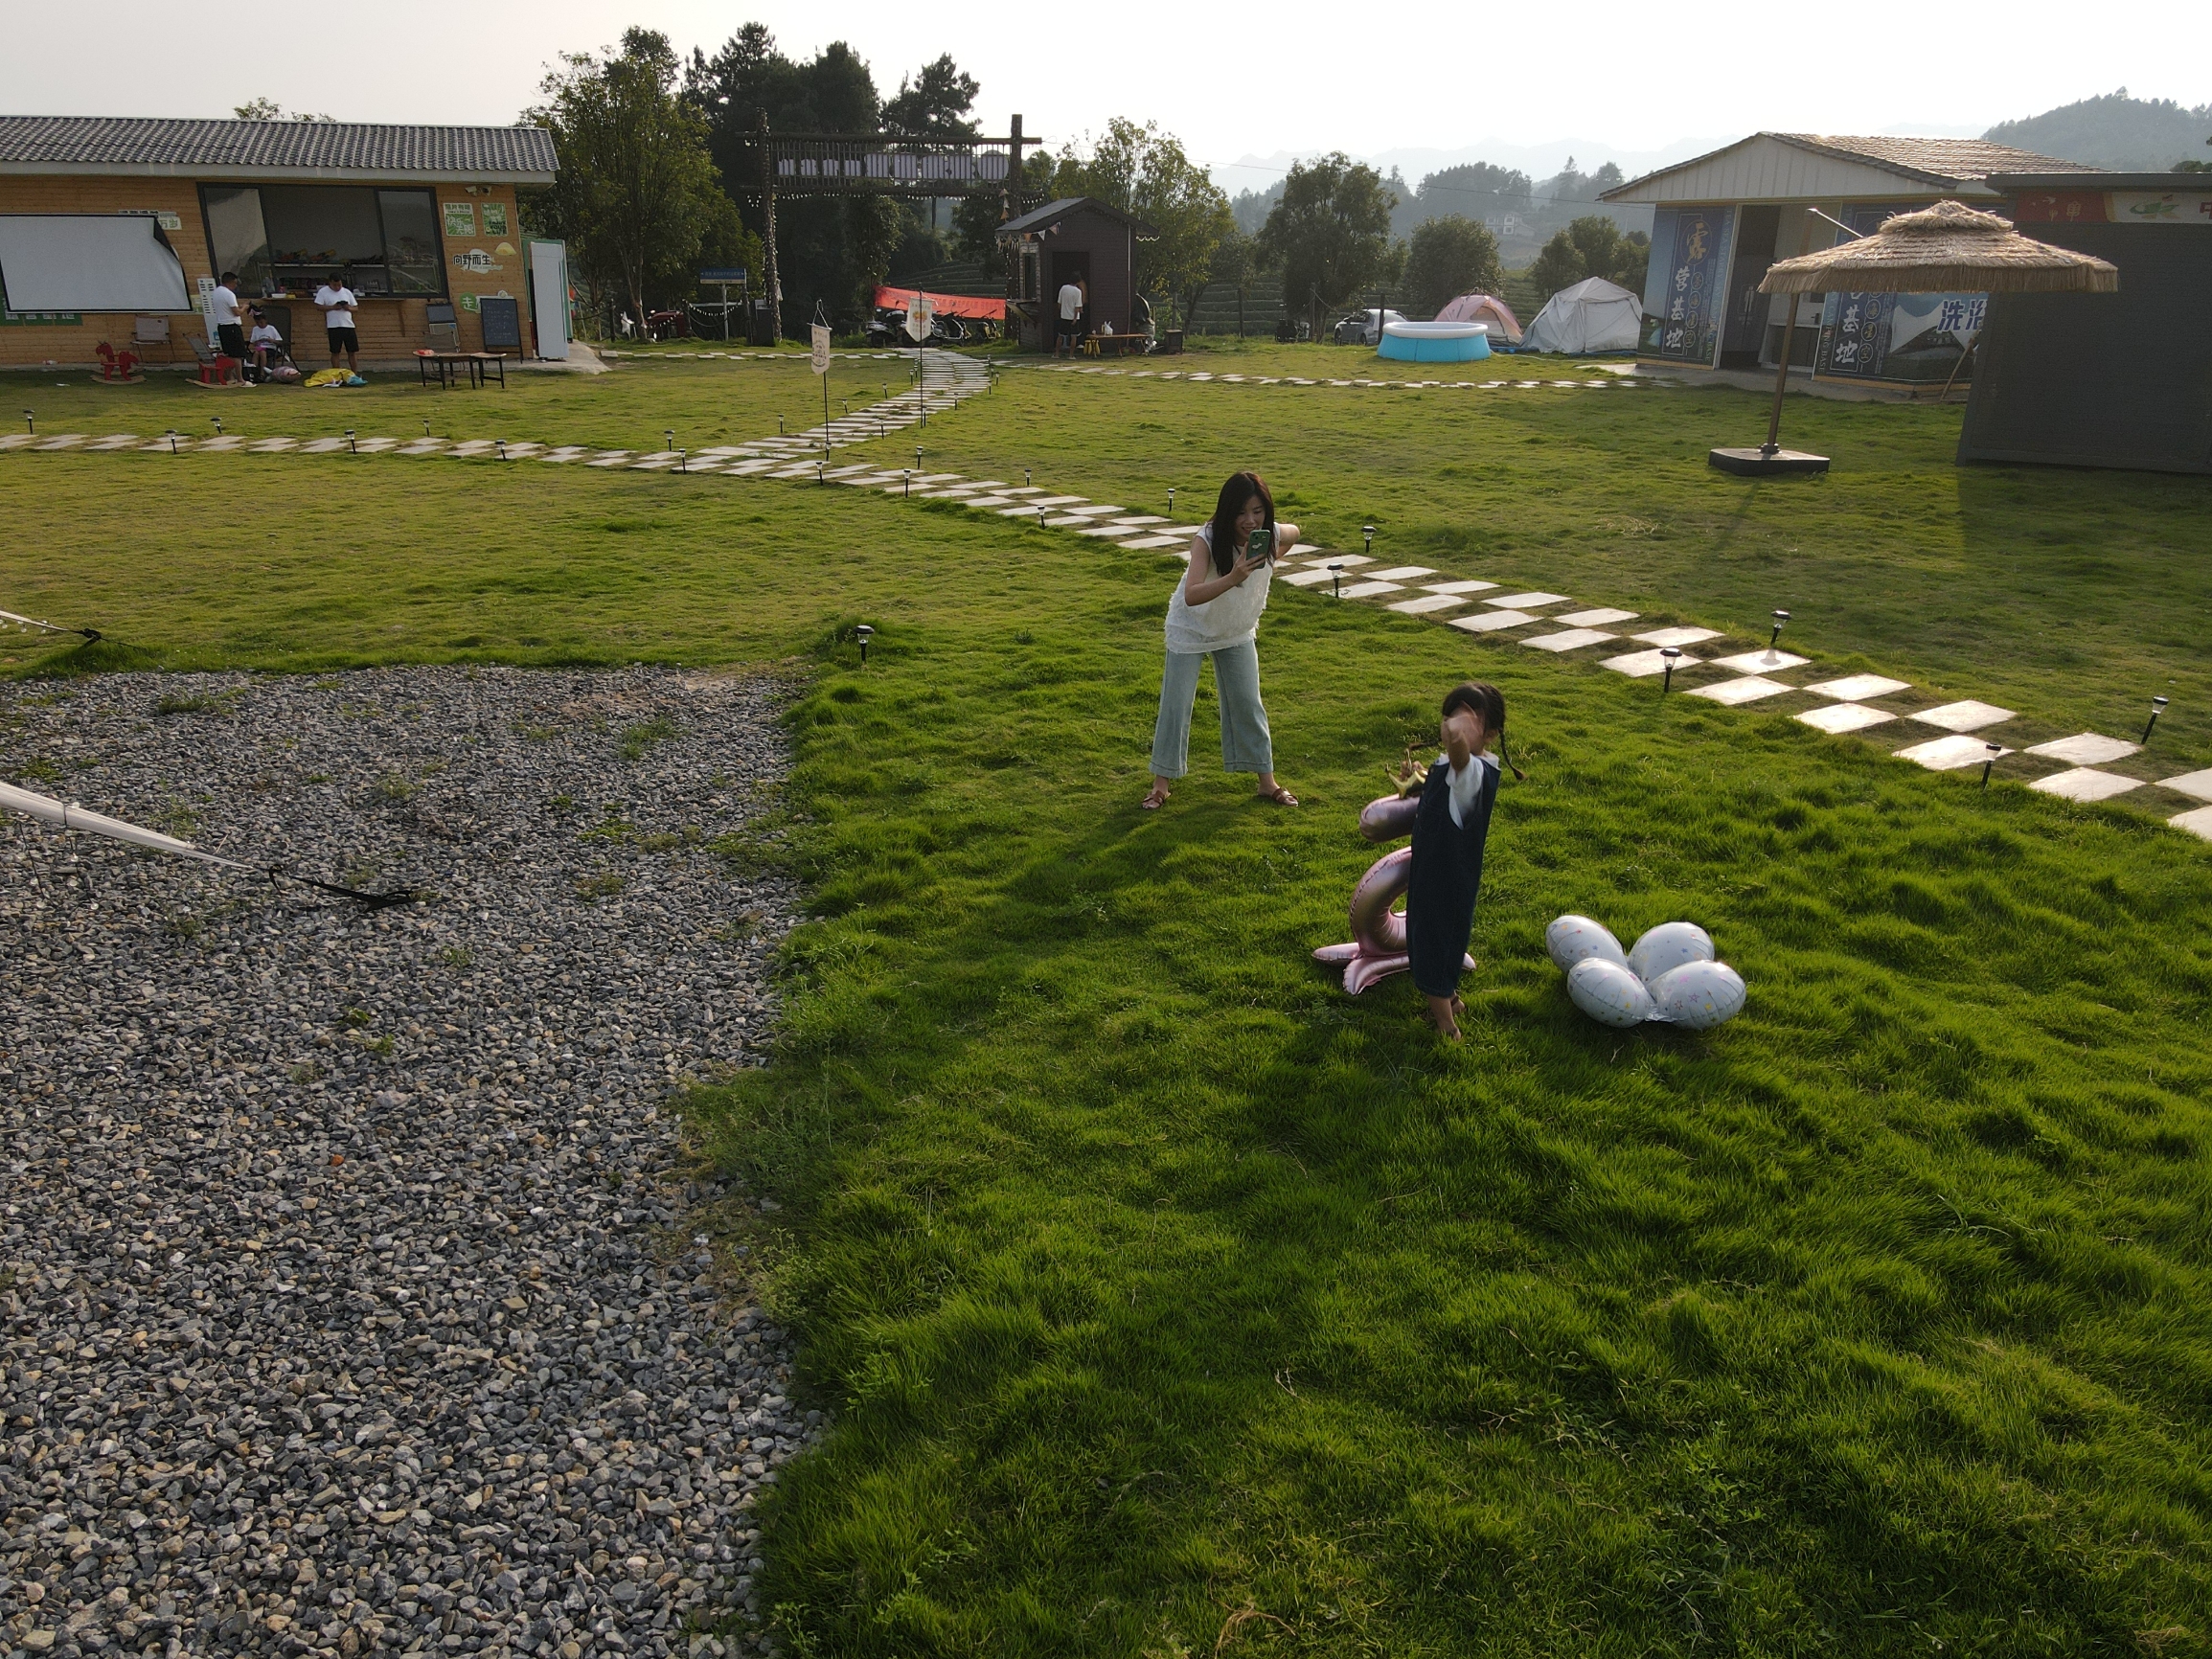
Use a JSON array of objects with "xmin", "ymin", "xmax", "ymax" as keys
[{"xmin": 1642, "ymin": 205, "xmax": 1732, "ymax": 364}]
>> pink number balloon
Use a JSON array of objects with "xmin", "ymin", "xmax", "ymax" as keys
[{"xmin": 1312, "ymin": 793, "xmax": 1472, "ymax": 995}]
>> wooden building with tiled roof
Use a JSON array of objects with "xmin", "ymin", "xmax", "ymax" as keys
[{"xmin": 0, "ymin": 115, "xmax": 559, "ymax": 369}]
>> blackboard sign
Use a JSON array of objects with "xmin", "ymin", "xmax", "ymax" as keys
[{"xmin": 480, "ymin": 296, "xmax": 522, "ymax": 352}]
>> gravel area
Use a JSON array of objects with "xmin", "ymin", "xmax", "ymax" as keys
[{"xmin": 0, "ymin": 666, "xmax": 807, "ymax": 1659}]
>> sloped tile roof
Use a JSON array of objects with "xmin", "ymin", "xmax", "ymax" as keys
[
  {"xmin": 0, "ymin": 116, "xmax": 557, "ymax": 180},
  {"xmin": 1773, "ymin": 134, "xmax": 2096, "ymax": 184},
  {"xmin": 997, "ymin": 196, "xmax": 1158, "ymax": 239}
]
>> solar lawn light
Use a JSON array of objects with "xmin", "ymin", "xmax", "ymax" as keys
[
  {"xmin": 22, "ymin": 411, "xmax": 32, "ymax": 435},
  {"xmin": 777, "ymin": 416, "xmax": 784, "ymax": 435},
  {"xmin": 903, "ymin": 469, "xmax": 911, "ymax": 497},
  {"xmin": 817, "ymin": 460, "xmax": 826, "ymax": 486},
  {"xmin": 212, "ymin": 417, "xmax": 223, "ymax": 437},
  {"xmin": 1362, "ymin": 524, "xmax": 1376, "ymax": 557},
  {"xmin": 1981, "ymin": 742, "xmax": 2001, "ymax": 789},
  {"xmin": 1768, "ymin": 609, "xmax": 1791, "ymax": 653},
  {"xmin": 855, "ymin": 624, "xmax": 875, "ymax": 665},
  {"xmin": 422, "ymin": 418, "xmax": 431, "ymax": 437},
  {"xmin": 348, "ymin": 428, "xmax": 358, "ymax": 454},
  {"xmin": 1328, "ymin": 561, "xmax": 1344, "ymax": 600},
  {"xmin": 1167, "ymin": 487, "xmax": 1175, "ymax": 515},
  {"xmin": 1025, "ymin": 467, "xmax": 1033, "ymax": 488},
  {"xmin": 1661, "ymin": 646, "xmax": 1681, "ymax": 693},
  {"xmin": 166, "ymin": 428, "xmax": 178, "ymax": 454},
  {"xmin": 915, "ymin": 444, "xmax": 924, "ymax": 472},
  {"xmin": 2144, "ymin": 695, "xmax": 2170, "ymax": 743},
  {"xmin": 665, "ymin": 429, "xmax": 674, "ymax": 451},
  {"xmin": 677, "ymin": 449, "xmax": 687, "ymax": 473}
]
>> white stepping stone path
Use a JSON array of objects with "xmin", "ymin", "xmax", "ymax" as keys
[
  {"xmin": 300, "ymin": 437, "xmax": 350, "ymax": 453},
  {"xmin": 1797, "ymin": 703, "xmax": 1898, "ymax": 734},
  {"xmin": 1554, "ymin": 607, "xmax": 1637, "ymax": 627},
  {"xmin": 1335, "ymin": 580, "xmax": 1406, "ymax": 600},
  {"xmin": 1425, "ymin": 580, "xmax": 1498, "ymax": 595},
  {"xmin": 538, "ymin": 445, "xmax": 590, "ymax": 463},
  {"xmin": 2159, "ymin": 769, "xmax": 2212, "ymax": 803},
  {"xmin": 2025, "ymin": 732, "xmax": 2139, "ymax": 765},
  {"xmin": 1895, "ymin": 735, "xmax": 2012, "ymax": 770},
  {"xmin": 1388, "ymin": 593, "xmax": 1471, "ymax": 615},
  {"xmin": 442, "ymin": 439, "xmax": 496, "ymax": 458},
  {"xmin": 34, "ymin": 434, "xmax": 87, "ymax": 451},
  {"xmin": 1522, "ymin": 628, "xmax": 1618, "ymax": 652},
  {"xmin": 1634, "ymin": 626, "xmax": 1722, "ymax": 648},
  {"xmin": 1363, "ymin": 566, "xmax": 1437, "ymax": 581},
  {"xmin": 2171, "ymin": 807, "xmax": 2212, "ymax": 841},
  {"xmin": 1690, "ymin": 675, "xmax": 1793, "ymax": 706},
  {"xmin": 1280, "ymin": 569, "xmax": 1344, "ymax": 589},
  {"xmin": 1909, "ymin": 699, "xmax": 2015, "ymax": 733},
  {"xmin": 1805, "ymin": 673, "xmax": 1911, "ymax": 701},
  {"xmin": 2030, "ymin": 769, "xmax": 2142, "ymax": 802},
  {"xmin": 1710, "ymin": 649, "xmax": 1809, "ymax": 675},
  {"xmin": 84, "ymin": 434, "xmax": 141, "ymax": 451},
  {"xmin": 1452, "ymin": 609, "xmax": 1539, "ymax": 633},
  {"xmin": 1123, "ymin": 535, "xmax": 1184, "ymax": 550},
  {"xmin": 1486, "ymin": 591, "xmax": 1572, "ymax": 609},
  {"xmin": 1602, "ymin": 648, "xmax": 1700, "ymax": 678}
]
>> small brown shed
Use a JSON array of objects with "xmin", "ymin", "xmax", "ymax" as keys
[{"xmin": 996, "ymin": 196, "xmax": 1155, "ymax": 350}]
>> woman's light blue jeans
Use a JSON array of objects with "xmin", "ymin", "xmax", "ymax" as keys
[{"xmin": 1150, "ymin": 641, "xmax": 1273, "ymax": 778}]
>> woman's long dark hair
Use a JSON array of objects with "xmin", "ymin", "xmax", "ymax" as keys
[{"xmin": 1205, "ymin": 471, "xmax": 1275, "ymax": 577}]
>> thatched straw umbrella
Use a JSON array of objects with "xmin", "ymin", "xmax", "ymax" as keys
[{"xmin": 1712, "ymin": 200, "xmax": 2119, "ymax": 476}]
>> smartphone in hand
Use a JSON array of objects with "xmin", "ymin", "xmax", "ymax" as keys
[{"xmin": 1245, "ymin": 526, "xmax": 1274, "ymax": 565}]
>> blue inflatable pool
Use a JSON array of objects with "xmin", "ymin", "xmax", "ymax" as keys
[{"xmin": 1378, "ymin": 320, "xmax": 1493, "ymax": 362}]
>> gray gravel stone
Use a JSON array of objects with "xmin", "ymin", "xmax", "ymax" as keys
[{"xmin": 0, "ymin": 666, "xmax": 807, "ymax": 1659}]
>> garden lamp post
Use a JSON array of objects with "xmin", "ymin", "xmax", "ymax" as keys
[
  {"xmin": 903, "ymin": 470, "xmax": 911, "ymax": 498},
  {"xmin": 1661, "ymin": 646, "xmax": 1680, "ymax": 693},
  {"xmin": 664, "ymin": 429, "xmax": 674, "ymax": 452},
  {"xmin": 348, "ymin": 429, "xmax": 358, "ymax": 454},
  {"xmin": 212, "ymin": 417, "xmax": 222, "ymax": 437},
  {"xmin": 1167, "ymin": 487, "xmax": 1175, "ymax": 516},
  {"xmin": 855, "ymin": 625, "xmax": 874, "ymax": 665},
  {"xmin": 22, "ymin": 411, "xmax": 32, "ymax": 436},
  {"xmin": 422, "ymin": 418, "xmax": 430, "ymax": 438},
  {"xmin": 1328, "ymin": 562, "xmax": 1344, "ymax": 600},
  {"xmin": 2143, "ymin": 696, "xmax": 2170, "ymax": 743},
  {"xmin": 1981, "ymin": 742, "xmax": 2001, "ymax": 788},
  {"xmin": 1767, "ymin": 610, "xmax": 1790, "ymax": 661},
  {"xmin": 165, "ymin": 429, "xmax": 177, "ymax": 454}
]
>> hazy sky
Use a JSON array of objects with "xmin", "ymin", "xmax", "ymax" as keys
[{"xmin": 7, "ymin": 0, "xmax": 2205, "ymax": 186}]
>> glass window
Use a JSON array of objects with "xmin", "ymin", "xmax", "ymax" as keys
[
  {"xmin": 196, "ymin": 185, "xmax": 446, "ymax": 299},
  {"xmin": 376, "ymin": 191, "xmax": 443, "ymax": 294},
  {"xmin": 203, "ymin": 186, "xmax": 273, "ymax": 295}
]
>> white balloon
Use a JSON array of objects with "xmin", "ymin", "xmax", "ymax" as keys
[
  {"xmin": 1545, "ymin": 914, "xmax": 1627, "ymax": 973},
  {"xmin": 1567, "ymin": 957, "xmax": 1655, "ymax": 1028},
  {"xmin": 1628, "ymin": 921, "xmax": 1715, "ymax": 986},
  {"xmin": 1648, "ymin": 960, "xmax": 1746, "ymax": 1030}
]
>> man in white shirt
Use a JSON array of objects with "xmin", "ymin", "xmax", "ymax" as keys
[
  {"xmin": 314, "ymin": 279, "xmax": 360, "ymax": 372},
  {"xmin": 210, "ymin": 272, "xmax": 248, "ymax": 365},
  {"xmin": 1054, "ymin": 278, "xmax": 1083, "ymax": 357}
]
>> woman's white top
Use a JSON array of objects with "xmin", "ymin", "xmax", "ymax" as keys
[{"xmin": 1164, "ymin": 524, "xmax": 1273, "ymax": 654}]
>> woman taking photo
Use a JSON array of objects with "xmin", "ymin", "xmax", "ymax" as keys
[{"xmin": 1143, "ymin": 470, "xmax": 1299, "ymax": 809}]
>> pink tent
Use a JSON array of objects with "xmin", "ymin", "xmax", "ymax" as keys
[{"xmin": 1434, "ymin": 293, "xmax": 1522, "ymax": 344}]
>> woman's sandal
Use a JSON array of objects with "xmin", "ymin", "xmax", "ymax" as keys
[
  {"xmin": 1141, "ymin": 785, "xmax": 1172, "ymax": 810},
  {"xmin": 1256, "ymin": 784, "xmax": 1299, "ymax": 807}
]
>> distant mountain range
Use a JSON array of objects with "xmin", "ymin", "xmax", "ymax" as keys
[{"xmin": 1983, "ymin": 90, "xmax": 2212, "ymax": 171}]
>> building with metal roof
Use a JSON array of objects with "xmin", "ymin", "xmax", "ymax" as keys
[
  {"xmin": 0, "ymin": 116, "xmax": 565, "ymax": 369},
  {"xmin": 1598, "ymin": 133, "xmax": 2092, "ymax": 385},
  {"xmin": 996, "ymin": 197, "xmax": 1157, "ymax": 352}
]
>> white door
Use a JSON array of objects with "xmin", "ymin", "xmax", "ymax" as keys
[{"xmin": 528, "ymin": 240, "xmax": 570, "ymax": 361}]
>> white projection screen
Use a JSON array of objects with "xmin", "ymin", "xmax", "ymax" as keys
[{"xmin": 0, "ymin": 215, "xmax": 192, "ymax": 312}]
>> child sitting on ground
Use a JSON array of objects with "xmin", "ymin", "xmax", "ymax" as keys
[{"xmin": 1406, "ymin": 681, "xmax": 1518, "ymax": 1041}]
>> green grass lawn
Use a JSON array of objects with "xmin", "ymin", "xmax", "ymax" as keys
[
  {"xmin": 0, "ymin": 347, "xmax": 919, "ymax": 454},
  {"xmin": 6, "ymin": 380, "xmax": 2212, "ymax": 1657}
]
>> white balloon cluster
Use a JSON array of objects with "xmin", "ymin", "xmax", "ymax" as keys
[{"xmin": 1546, "ymin": 916, "xmax": 1746, "ymax": 1031}]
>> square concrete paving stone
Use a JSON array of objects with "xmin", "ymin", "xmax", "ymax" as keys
[
  {"xmin": 299, "ymin": 437, "xmax": 348, "ymax": 453},
  {"xmin": 443, "ymin": 440, "xmax": 495, "ymax": 457},
  {"xmin": 1388, "ymin": 593, "xmax": 1471, "ymax": 615},
  {"xmin": 1485, "ymin": 591, "xmax": 1572, "ymax": 609},
  {"xmin": 353, "ymin": 437, "xmax": 398, "ymax": 454},
  {"xmin": 2157, "ymin": 768, "xmax": 2212, "ymax": 803},
  {"xmin": 1336, "ymin": 580, "xmax": 1406, "ymax": 599},
  {"xmin": 1689, "ymin": 675, "xmax": 1794, "ymax": 706},
  {"xmin": 1633, "ymin": 626, "xmax": 1722, "ymax": 648},
  {"xmin": 1123, "ymin": 535, "xmax": 1185, "ymax": 551},
  {"xmin": 1522, "ymin": 628, "xmax": 1619, "ymax": 652},
  {"xmin": 720, "ymin": 460, "xmax": 781, "ymax": 474},
  {"xmin": 1280, "ymin": 569, "xmax": 1342, "ymax": 588},
  {"xmin": 1078, "ymin": 524, "xmax": 1139, "ymax": 537},
  {"xmin": 1555, "ymin": 607, "xmax": 1637, "ymax": 627},
  {"xmin": 1796, "ymin": 703, "xmax": 1898, "ymax": 735},
  {"xmin": 2170, "ymin": 806, "xmax": 2212, "ymax": 841},
  {"xmin": 1450, "ymin": 609, "xmax": 1540, "ymax": 633},
  {"xmin": 1364, "ymin": 566, "xmax": 1439, "ymax": 581},
  {"xmin": 1424, "ymin": 580, "xmax": 1499, "ymax": 595},
  {"xmin": 2025, "ymin": 732, "xmax": 2141, "ymax": 765},
  {"xmin": 1710, "ymin": 649, "xmax": 1810, "ymax": 675},
  {"xmin": 2030, "ymin": 768, "xmax": 2144, "ymax": 803},
  {"xmin": 1910, "ymin": 699, "xmax": 2015, "ymax": 733},
  {"xmin": 584, "ymin": 451, "xmax": 633, "ymax": 467},
  {"xmin": 1804, "ymin": 673, "xmax": 1911, "ymax": 702},
  {"xmin": 33, "ymin": 434, "xmax": 87, "ymax": 450},
  {"xmin": 1602, "ymin": 648, "xmax": 1700, "ymax": 677},
  {"xmin": 84, "ymin": 434, "xmax": 141, "ymax": 451},
  {"xmin": 1895, "ymin": 734, "xmax": 2013, "ymax": 770}
]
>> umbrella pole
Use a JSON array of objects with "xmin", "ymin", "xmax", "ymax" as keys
[{"xmin": 1762, "ymin": 213, "xmax": 1818, "ymax": 453}]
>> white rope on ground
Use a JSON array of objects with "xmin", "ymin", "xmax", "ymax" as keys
[{"xmin": 0, "ymin": 605, "xmax": 100, "ymax": 641}]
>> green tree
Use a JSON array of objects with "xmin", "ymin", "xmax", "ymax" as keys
[
  {"xmin": 1050, "ymin": 120, "xmax": 1237, "ymax": 328},
  {"xmin": 882, "ymin": 55, "xmax": 980, "ymax": 136},
  {"xmin": 1402, "ymin": 215, "xmax": 1504, "ymax": 315},
  {"xmin": 234, "ymin": 98, "xmax": 333, "ymax": 123},
  {"xmin": 1255, "ymin": 153, "xmax": 1398, "ymax": 335},
  {"xmin": 533, "ymin": 30, "xmax": 733, "ymax": 327},
  {"xmin": 1529, "ymin": 215, "xmax": 1650, "ymax": 300}
]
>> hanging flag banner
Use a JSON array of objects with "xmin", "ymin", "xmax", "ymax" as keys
[
  {"xmin": 902, "ymin": 290, "xmax": 935, "ymax": 344},
  {"xmin": 810, "ymin": 325, "xmax": 832, "ymax": 375}
]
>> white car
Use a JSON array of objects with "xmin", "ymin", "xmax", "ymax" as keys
[{"xmin": 1332, "ymin": 307, "xmax": 1407, "ymax": 345}]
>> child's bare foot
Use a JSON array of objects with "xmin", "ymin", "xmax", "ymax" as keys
[{"xmin": 1425, "ymin": 993, "xmax": 1463, "ymax": 1041}]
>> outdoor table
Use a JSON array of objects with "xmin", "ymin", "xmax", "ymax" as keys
[
  {"xmin": 416, "ymin": 351, "xmax": 509, "ymax": 389},
  {"xmin": 1083, "ymin": 333, "xmax": 1151, "ymax": 358}
]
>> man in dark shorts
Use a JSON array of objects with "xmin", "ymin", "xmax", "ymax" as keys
[
  {"xmin": 211, "ymin": 271, "xmax": 249, "ymax": 366},
  {"xmin": 314, "ymin": 278, "xmax": 361, "ymax": 372},
  {"xmin": 1054, "ymin": 276, "xmax": 1083, "ymax": 357}
]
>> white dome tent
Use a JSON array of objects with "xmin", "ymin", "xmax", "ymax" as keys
[{"xmin": 1521, "ymin": 276, "xmax": 1643, "ymax": 354}]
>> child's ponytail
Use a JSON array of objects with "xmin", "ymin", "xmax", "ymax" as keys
[{"xmin": 1443, "ymin": 681, "xmax": 1525, "ymax": 781}]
